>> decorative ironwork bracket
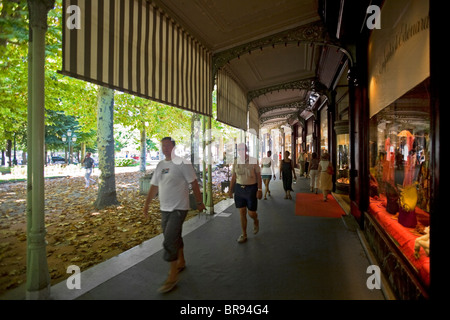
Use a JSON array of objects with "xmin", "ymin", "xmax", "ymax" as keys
[
  {"xmin": 259, "ymin": 100, "xmax": 309, "ymax": 117},
  {"xmin": 212, "ymin": 20, "xmax": 337, "ymax": 78},
  {"xmin": 248, "ymin": 78, "xmax": 327, "ymax": 104}
]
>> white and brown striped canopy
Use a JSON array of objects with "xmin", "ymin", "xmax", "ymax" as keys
[{"xmin": 61, "ymin": 0, "xmax": 213, "ymax": 116}]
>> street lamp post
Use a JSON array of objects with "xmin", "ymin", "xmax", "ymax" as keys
[{"xmin": 62, "ymin": 129, "xmax": 77, "ymax": 164}]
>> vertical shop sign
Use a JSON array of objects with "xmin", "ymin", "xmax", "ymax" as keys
[{"xmin": 368, "ymin": 0, "xmax": 429, "ymax": 117}]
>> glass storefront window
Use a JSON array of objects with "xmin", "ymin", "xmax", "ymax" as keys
[
  {"xmin": 336, "ymin": 133, "xmax": 350, "ymax": 193},
  {"xmin": 306, "ymin": 134, "xmax": 313, "ymax": 153},
  {"xmin": 285, "ymin": 132, "xmax": 291, "ymax": 154},
  {"xmin": 320, "ymin": 107, "xmax": 328, "ymax": 153},
  {"xmin": 369, "ymin": 79, "xmax": 431, "ymax": 214},
  {"xmin": 368, "ymin": 79, "xmax": 430, "ymax": 287}
]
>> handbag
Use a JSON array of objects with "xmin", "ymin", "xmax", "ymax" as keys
[
  {"xmin": 398, "ymin": 184, "xmax": 418, "ymax": 228},
  {"xmin": 398, "ymin": 206, "xmax": 417, "ymax": 228},
  {"xmin": 385, "ymin": 183, "xmax": 399, "ymax": 214},
  {"xmin": 369, "ymin": 174, "xmax": 379, "ymax": 197},
  {"xmin": 326, "ymin": 164, "xmax": 334, "ymax": 175}
]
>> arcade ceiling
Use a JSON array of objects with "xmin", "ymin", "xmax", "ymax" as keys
[{"xmin": 153, "ymin": 0, "xmax": 367, "ymax": 130}]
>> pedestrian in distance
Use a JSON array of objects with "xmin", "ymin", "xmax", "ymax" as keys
[
  {"xmin": 318, "ymin": 152, "xmax": 333, "ymax": 201},
  {"xmin": 228, "ymin": 143, "xmax": 262, "ymax": 244},
  {"xmin": 82, "ymin": 152, "xmax": 96, "ymax": 188},
  {"xmin": 143, "ymin": 137, "xmax": 205, "ymax": 293},
  {"xmin": 297, "ymin": 150, "xmax": 306, "ymax": 177},
  {"xmin": 279, "ymin": 150, "xmax": 297, "ymax": 199},
  {"xmin": 308, "ymin": 152, "xmax": 320, "ymax": 194},
  {"xmin": 261, "ymin": 150, "xmax": 276, "ymax": 200}
]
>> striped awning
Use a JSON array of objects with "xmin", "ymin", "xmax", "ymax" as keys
[
  {"xmin": 216, "ymin": 67, "xmax": 247, "ymax": 131},
  {"xmin": 60, "ymin": 0, "xmax": 213, "ymax": 116},
  {"xmin": 248, "ymin": 101, "xmax": 259, "ymax": 136}
]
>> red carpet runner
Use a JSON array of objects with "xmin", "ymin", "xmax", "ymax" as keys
[{"xmin": 295, "ymin": 193, "xmax": 345, "ymax": 218}]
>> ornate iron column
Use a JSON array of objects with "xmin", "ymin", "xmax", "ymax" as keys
[
  {"xmin": 206, "ymin": 116, "xmax": 214, "ymax": 214},
  {"xmin": 26, "ymin": 0, "xmax": 55, "ymax": 300}
]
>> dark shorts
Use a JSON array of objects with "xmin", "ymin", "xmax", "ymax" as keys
[
  {"xmin": 261, "ymin": 175, "xmax": 272, "ymax": 180},
  {"xmin": 234, "ymin": 183, "xmax": 258, "ymax": 211},
  {"xmin": 160, "ymin": 210, "xmax": 188, "ymax": 262}
]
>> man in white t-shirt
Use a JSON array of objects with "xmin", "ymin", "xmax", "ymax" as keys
[{"xmin": 143, "ymin": 137, "xmax": 205, "ymax": 293}]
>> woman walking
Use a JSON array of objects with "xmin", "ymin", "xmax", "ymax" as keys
[
  {"xmin": 261, "ymin": 151, "xmax": 276, "ymax": 200},
  {"xmin": 308, "ymin": 152, "xmax": 319, "ymax": 193},
  {"xmin": 318, "ymin": 152, "xmax": 333, "ymax": 201},
  {"xmin": 279, "ymin": 150, "xmax": 297, "ymax": 199}
]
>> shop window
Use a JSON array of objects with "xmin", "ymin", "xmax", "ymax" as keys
[
  {"xmin": 335, "ymin": 120, "xmax": 349, "ymax": 194},
  {"xmin": 336, "ymin": 132, "xmax": 349, "ymax": 193},
  {"xmin": 285, "ymin": 131, "xmax": 292, "ymax": 154},
  {"xmin": 320, "ymin": 107, "xmax": 328, "ymax": 153},
  {"xmin": 368, "ymin": 79, "xmax": 430, "ymax": 287},
  {"xmin": 306, "ymin": 134, "xmax": 313, "ymax": 153}
]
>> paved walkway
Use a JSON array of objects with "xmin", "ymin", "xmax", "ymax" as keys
[{"xmin": 47, "ymin": 171, "xmax": 386, "ymax": 301}]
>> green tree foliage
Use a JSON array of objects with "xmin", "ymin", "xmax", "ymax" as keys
[
  {"xmin": 114, "ymin": 92, "xmax": 192, "ymax": 148},
  {"xmin": 0, "ymin": 0, "xmax": 29, "ymax": 149},
  {"xmin": 1, "ymin": 1, "xmax": 234, "ymax": 163},
  {"xmin": 0, "ymin": 0, "xmax": 97, "ymax": 153}
]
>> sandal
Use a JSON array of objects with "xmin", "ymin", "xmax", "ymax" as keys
[
  {"xmin": 158, "ymin": 279, "xmax": 178, "ymax": 293},
  {"xmin": 237, "ymin": 234, "xmax": 247, "ymax": 243},
  {"xmin": 253, "ymin": 219, "xmax": 259, "ymax": 235}
]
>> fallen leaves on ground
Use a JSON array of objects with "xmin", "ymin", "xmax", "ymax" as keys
[{"xmin": 0, "ymin": 170, "xmax": 227, "ymax": 296}]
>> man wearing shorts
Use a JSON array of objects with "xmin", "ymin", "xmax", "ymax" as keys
[
  {"xmin": 228, "ymin": 143, "xmax": 262, "ymax": 243},
  {"xmin": 143, "ymin": 137, "xmax": 205, "ymax": 293}
]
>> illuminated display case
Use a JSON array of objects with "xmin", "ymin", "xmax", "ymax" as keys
[
  {"xmin": 368, "ymin": 79, "xmax": 431, "ymax": 290},
  {"xmin": 334, "ymin": 120, "xmax": 349, "ymax": 194}
]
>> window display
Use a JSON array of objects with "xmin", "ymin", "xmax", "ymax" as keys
[
  {"xmin": 285, "ymin": 131, "xmax": 292, "ymax": 154},
  {"xmin": 334, "ymin": 119, "xmax": 349, "ymax": 194},
  {"xmin": 368, "ymin": 79, "xmax": 430, "ymax": 286},
  {"xmin": 336, "ymin": 132, "xmax": 349, "ymax": 194},
  {"xmin": 320, "ymin": 107, "xmax": 328, "ymax": 153},
  {"xmin": 306, "ymin": 134, "xmax": 313, "ymax": 153}
]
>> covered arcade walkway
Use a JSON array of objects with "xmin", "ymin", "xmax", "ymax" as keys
[
  {"xmin": 49, "ymin": 174, "xmax": 387, "ymax": 300},
  {"xmin": 21, "ymin": 0, "xmax": 443, "ymax": 300}
]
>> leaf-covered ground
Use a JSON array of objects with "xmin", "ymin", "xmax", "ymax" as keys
[{"xmin": 0, "ymin": 170, "xmax": 227, "ymax": 296}]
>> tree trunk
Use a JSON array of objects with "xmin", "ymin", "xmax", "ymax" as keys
[
  {"xmin": 81, "ymin": 142, "xmax": 86, "ymax": 162},
  {"xmin": 94, "ymin": 86, "xmax": 119, "ymax": 209},
  {"xmin": 6, "ymin": 139, "xmax": 12, "ymax": 167},
  {"xmin": 139, "ymin": 124, "xmax": 146, "ymax": 172}
]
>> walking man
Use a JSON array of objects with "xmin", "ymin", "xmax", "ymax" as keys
[
  {"xmin": 143, "ymin": 137, "xmax": 205, "ymax": 293},
  {"xmin": 82, "ymin": 152, "xmax": 95, "ymax": 188},
  {"xmin": 228, "ymin": 143, "xmax": 262, "ymax": 243}
]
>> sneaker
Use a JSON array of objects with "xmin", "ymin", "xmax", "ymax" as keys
[{"xmin": 237, "ymin": 234, "xmax": 247, "ymax": 243}]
